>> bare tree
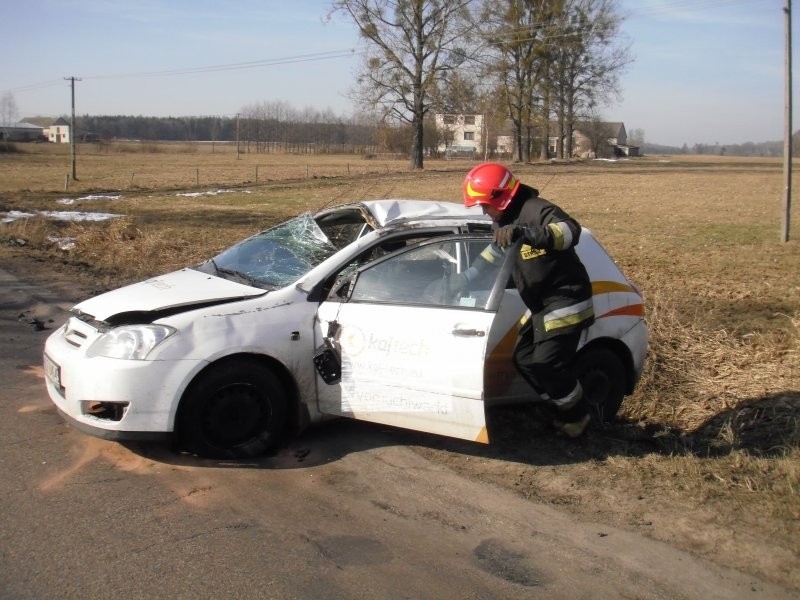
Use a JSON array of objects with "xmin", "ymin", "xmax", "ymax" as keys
[
  {"xmin": 628, "ymin": 127, "xmax": 645, "ymax": 148},
  {"xmin": 0, "ymin": 92, "xmax": 20, "ymax": 124},
  {"xmin": 474, "ymin": 0, "xmax": 559, "ymax": 163},
  {"xmin": 551, "ymin": 0, "xmax": 631, "ymax": 158},
  {"xmin": 580, "ymin": 114, "xmax": 615, "ymax": 157},
  {"xmin": 330, "ymin": 0, "xmax": 470, "ymax": 169}
]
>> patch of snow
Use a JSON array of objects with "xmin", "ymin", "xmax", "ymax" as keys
[
  {"xmin": 1, "ymin": 210, "xmax": 122, "ymax": 223},
  {"xmin": 2, "ymin": 211, "xmax": 36, "ymax": 223},
  {"xmin": 79, "ymin": 194, "xmax": 122, "ymax": 200},
  {"xmin": 44, "ymin": 211, "xmax": 122, "ymax": 222},
  {"xmin": 57, "ymin": 193, "xmax": 122, "ymax": 205},
  {"xmin": 46, "ymin": 235, "xmax": 76, "ymax": 250},
  {"xmin": 176, "ymin": 189, "xmax": 251, "ymax": 197}
]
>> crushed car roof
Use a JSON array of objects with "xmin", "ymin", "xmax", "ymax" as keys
[{"xmin": 355, "ymin": 199, "xmax": 489, "ymax": 228}]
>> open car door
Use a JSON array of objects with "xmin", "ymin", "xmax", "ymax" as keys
[{"xmin": 314, "ymin": 236, "xmax": 517, "ymax": 443}]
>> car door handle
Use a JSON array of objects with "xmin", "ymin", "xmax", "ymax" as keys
[{"xmin": 451, "ymin": 327, "xmax": 486, "ymax": 337}]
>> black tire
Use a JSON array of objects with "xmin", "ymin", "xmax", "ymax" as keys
[
  {"xmin": 178, "ymin": 359, "xmax": 287, "ymax": 459},
  {"xmin": 572, "ymin": 346, "xmax": 627, "ymax": 423}
]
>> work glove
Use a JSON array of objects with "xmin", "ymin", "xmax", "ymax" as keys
[{"xmin": 493, "ymin": 224, "xmax": 519, "ymax": 249}]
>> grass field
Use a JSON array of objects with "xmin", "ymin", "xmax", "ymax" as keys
[{"xmin": 1, "ymin": 142, "xmax": 799, "ymax": 588}]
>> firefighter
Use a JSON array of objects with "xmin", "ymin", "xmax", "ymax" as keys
[{"xmin": 461, "ymin": 162, "xmax": 595, "ymax": 438}]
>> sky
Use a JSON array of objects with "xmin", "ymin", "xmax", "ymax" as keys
[{"xmin": 2, "ymin": 0, "xmax": 798, "ymax": 148}]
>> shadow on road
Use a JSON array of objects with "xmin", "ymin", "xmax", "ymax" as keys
[{"xmin": 121, "ymin": 390, "xmax": 799, "ymax": 470}]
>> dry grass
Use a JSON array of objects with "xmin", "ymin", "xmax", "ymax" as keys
[
  {"xmin": 2, "ymin": 146, "xmax": 800, "ymax": 587},
  {"xmin": 0, "ymin": 141, "xmax": 422, "ymax": 193}
]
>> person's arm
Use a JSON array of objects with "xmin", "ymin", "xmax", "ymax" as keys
[
  {"xmin": 517, "ymin": 218, "xmax": 581, "ymax": 250},
  {"xmin": 495, "ymin": 203, "xmax": 582, "ymax": 251}
]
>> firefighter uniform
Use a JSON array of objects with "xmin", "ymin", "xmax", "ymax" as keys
[
  {"xmin": 497, "ymin": 184, "xmax": 594, "ymax": 428},
  {"xmin": 461, "ymin": 163, "xmax": 595, "ymax": 437}
]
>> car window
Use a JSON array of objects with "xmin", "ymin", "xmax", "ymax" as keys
[
  {"xmin": 206, "ymin": 213, "xmax": 338, "ymax": 289},
  {"xmin": 348, "ymin": 239, "xmax": 502, "ymax": 309}
]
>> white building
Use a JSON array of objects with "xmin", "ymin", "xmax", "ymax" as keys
[
  {"xmin": 435, "ymin": 113, "xmax": 485, "ymax": 157},
  {"xmin": 45, "ymin": 117, "xmax": 71, "ymax": 143}
]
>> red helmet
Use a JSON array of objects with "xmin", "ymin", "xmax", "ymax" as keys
[{"xmin": 462, "ymin": 162, "xmax": 520, "ymax": 210}]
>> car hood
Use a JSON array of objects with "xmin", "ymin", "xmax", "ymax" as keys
[{"xmin": 73, "ymin": 268, "xmax": 265, "ymax": 324}]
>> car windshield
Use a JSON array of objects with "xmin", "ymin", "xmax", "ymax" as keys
[{"xmin": 196, "ymin": 213, "xmax": 339, "ymax": 289}]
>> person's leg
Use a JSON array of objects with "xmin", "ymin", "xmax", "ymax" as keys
[
  {"xmin": 512, "ymin": 319, "xmax": 548, "ymax": 399},
  {"xmin": 513, "ymin": 329, "xmax": 590, "ymax": 438}
]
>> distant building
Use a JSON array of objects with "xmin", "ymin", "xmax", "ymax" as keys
[
  {"xmin": 435, "ymin": 113, "xmax": 485, "ymax": 157},
  {"xmin": 45, "ymin": 117, "xmax": 71, "ymax": 143},
  {"xmin": 568, "ymin": 122, "xmax": 639, "ymax": 158},
  {"xmin": 434, "ymin": 114, "xmax": 638, "ymax": 159},
  {"xmin": 0, "ymin": 121, "xmax": 45, "ymax": 142}
]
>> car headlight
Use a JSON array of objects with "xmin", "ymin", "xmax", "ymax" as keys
[{"xmin": 87, "ymin": 325, "xmax": 176, "ymax": 360}]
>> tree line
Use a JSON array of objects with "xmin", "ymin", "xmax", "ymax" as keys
[
  {"xmin": 641, "ymin": 135, "xmax": 800, "ymax": 158},
  {"xmin": 76, "ymin": 110, "xmax": 379, "ymax": 152},
  {"xmin": 74, "ymin": 109, "xmax": 457, "ymax": 156},
  {"xmin": 330, "ymin": 0, "xmax": 631, "ymax": 168}
]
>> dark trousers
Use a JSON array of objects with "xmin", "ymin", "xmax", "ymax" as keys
[{"xmin": 512, "ymin": 318, "xmax": 581, "ymax": 404}]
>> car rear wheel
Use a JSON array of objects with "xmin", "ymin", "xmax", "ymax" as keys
[
  {"xmin": 177, "ymin": 359, "xmax": 287, "ymax": 459},
  {"xmin": 572, "ymin": 346, "xmax": 626, "ymax": 423}
]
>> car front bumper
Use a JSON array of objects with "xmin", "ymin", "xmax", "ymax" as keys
[{"xmin": 43, "ymin": 324, "xmax": 204, "ymax": 439}]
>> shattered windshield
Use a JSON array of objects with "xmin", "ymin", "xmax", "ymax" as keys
[{"xmin": 196, "ymin": 213, "xmax": 339, "ymax": 289}]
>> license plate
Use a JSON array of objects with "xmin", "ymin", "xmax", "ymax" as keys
[{"xmin": 44, "ymin": 354, "xmax": 61, "ymax": 388}]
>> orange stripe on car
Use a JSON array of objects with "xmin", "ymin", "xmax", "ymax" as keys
[
  {"xmin": 592, "ymin": 280, "xmax": 637, "ymax": 294},
  {"xmin": 597, "ymin": 304, "xmax": 645, "ymax": 319}
]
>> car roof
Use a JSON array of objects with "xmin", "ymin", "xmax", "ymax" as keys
[{"xmin": 323, "ymin": 199, "xmax": 490, "ymax": 229}]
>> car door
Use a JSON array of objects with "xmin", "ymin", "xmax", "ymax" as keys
[{"xmin": 314, "ymin": 236, "xmax": 513, "ymax": 443}]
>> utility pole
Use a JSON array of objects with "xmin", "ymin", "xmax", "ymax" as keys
[
  {"xmin": 236, "ymin": 113, "xmax": 241, "ymax": 160},
  {"xmin": 782, "ymin": 0, "xmax": 792, "ymax": 242},
  {"xmin": 65, "ymin": 76, "xmax": 81, "ymax": 181}
]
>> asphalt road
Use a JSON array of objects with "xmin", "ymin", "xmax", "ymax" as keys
[{"xmin": 0, "ymin": 266, "xmax": 793, "ymax": 599}]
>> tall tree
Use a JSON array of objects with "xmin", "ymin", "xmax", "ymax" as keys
[
  {"xmin": 473, "ymin": 0, "xmax": 561, "ymax": 163},
  {"xmin": 0, "ymin": 92, "xmax": 20, "ymax": 123},
  {"xmin": 331, "ymin": 0, "xmax": 469, "ymax": 169},
  {"xmin": 469, "ymin": 0, "xmax": 629, "ymax": 161},
  {"xmin": 551, "ymin": 0, "xmax": 630, "ymax": 158}
]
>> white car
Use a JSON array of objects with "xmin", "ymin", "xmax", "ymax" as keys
[{"xmin": 43, "ymin": 199, "xmax": 647, "ymax": 458}]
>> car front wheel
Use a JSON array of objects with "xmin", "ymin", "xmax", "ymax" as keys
[{"xmin": 177, "ymin": 358, "xmax": 287, "ymax": 459}]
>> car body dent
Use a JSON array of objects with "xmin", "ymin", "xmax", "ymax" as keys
[{"xmin": 73, "ymin": 267, "xmax": 265, "ymax": 323}]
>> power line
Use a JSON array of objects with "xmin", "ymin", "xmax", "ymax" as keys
[
  {"xmin": 83, "ymin": 49, "xmax": 360, "ymax": 80},
  {"xmin": 2, "ymin": 49, "xmax": 360, "ymax": 96}
]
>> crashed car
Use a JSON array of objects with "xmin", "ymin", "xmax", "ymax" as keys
[{"xmin": 43, "ymin": 199, "xmax": 647, "ymax": 458}]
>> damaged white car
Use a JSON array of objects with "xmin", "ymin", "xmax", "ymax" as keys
[{"xmin": 43, "ymin": 200, "xmax": 647, "ymax": 458}]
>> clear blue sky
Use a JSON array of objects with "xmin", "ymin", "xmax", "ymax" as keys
[{"xmin": 3, "ymin": 0, "xmax": 797, "ymax": 147}]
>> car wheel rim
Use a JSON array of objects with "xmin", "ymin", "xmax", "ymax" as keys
[{"xmin": 202, "ymin": 383, "xmax": 269, "ymax": 448}]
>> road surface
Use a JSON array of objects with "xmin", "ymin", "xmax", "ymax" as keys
[{"xmin": 0, "ymin": 267, "xmax": 792, "ymax": 599}]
